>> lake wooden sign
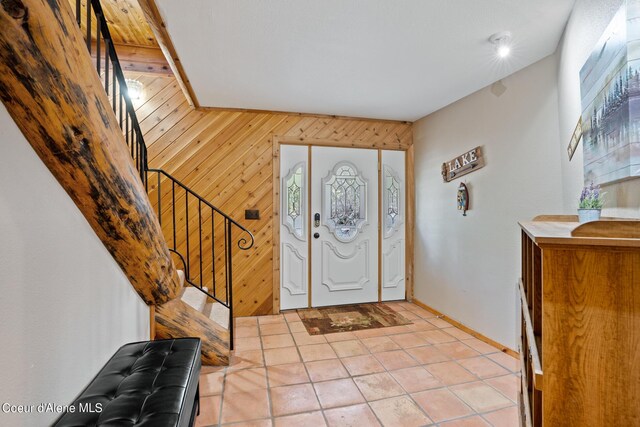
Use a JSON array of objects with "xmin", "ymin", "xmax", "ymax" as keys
[{"xmin": 441, "ymin": 146, "xmax": 485, "ymax": 182}]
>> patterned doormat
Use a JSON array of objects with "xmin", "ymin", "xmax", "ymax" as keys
[{"xmin": 297, "ymin": 303, "xmax": 412, "ymax": 335}]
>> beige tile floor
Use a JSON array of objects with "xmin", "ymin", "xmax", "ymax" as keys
[{"xmin": 195, "ymin": 301, "xmax": 520, "ymax": 427}]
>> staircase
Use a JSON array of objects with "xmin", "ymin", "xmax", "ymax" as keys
[
  {"xmin": 179, "ymin": 271, "xmax": 230, "ymax": 329},
  {"xmin": 73, "ymin": 0, "xmax": 254, "ymax": 351}
]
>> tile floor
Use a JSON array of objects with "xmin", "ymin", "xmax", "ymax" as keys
[{"xmin": 195, "ymin": 301, "xmax": 520, "ymax": 427}]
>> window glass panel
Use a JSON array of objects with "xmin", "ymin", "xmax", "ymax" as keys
[
  {"xmin": 385, "ymin": 169, "xmax": 399, "ymax": 232},
  {"xmin": 383, "ymin": 165, "xmax": 402, "ymax": 237},
  {"xmin": 284, "ymin": 164, "xmax": 305, "ymax": 239},
  {"xmin": 323, "ymin": 162, "xmax": 367, "ymax": 242}
]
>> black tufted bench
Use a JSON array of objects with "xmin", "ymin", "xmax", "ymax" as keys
[{"xmin": 55, "ymin": 338, "xmax": 201, "ymax": 427}]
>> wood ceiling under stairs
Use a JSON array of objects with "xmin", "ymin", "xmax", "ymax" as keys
[
  {"xmin": 129, "ymin": 72, "xmax": 413, "ymax": 316},
  {"xmin": 69, "ymin": 0, "xmax": 157, "ymax": 47},
  {"xmin": 69, "ymin": 0, "xmax": 172, "ymax": 74}
]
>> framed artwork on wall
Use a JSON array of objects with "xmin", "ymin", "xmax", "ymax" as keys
[{"xmin": 579, "ymin": 0, "xmax": 640, "ymax": 185}]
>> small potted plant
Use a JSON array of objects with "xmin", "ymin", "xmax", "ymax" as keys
[{"xmin": 578, "ymin": 182, "xmax": 605, "ymax": 223}]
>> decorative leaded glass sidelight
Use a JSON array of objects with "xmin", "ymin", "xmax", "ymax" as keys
[
  {"xmin": 283, "ymin": 163, "xmax": 305, "ymax": 240},
  {"xmin": 383, "ymin": 165, "xmax": 403, "ymax": 237},
  {"xmin": 322, "ymin": 162, "xmax": 368, "ymax": 242}
]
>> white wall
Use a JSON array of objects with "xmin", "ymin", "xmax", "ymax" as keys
[
  {"xmin": 0, "ymin": 104, "xmax": 149, "ymax": 426},
  {"xmin": 413, "ymin": 55, "xmax": 564, "ymax": 348},
  {"xmin": 557, "ymin": 0, "xmax": 640, "ymax": 218}
]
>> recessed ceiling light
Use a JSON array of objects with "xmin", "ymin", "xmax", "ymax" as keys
[
  {"xmin": 489, "ymin": 31, "xmax": 512, "ymax": 59},
  {"xmin": 497, "ymin": 45, "xmax": 511, "ymax": 58}
]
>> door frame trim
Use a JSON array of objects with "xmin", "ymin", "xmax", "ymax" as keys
[
  {"xmin": 378, "ymin": 150, "xmax": 383, "ymax": 303},
  {"xmin": 272, "ymin": 136, "xmax": 414, "ymax": 313}
]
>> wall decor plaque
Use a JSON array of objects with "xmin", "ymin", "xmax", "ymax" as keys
[
  {"xmin": 457, "ymin": 182, "xmax": 469, "ymax": 216},
  {"xmin": 441, "ymin": 146, "xmax": 485, "ymax": 183}
]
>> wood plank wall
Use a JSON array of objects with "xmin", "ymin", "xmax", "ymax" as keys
[{"xmin": 130, "ymin": 73, "xmax": 413, "ymax": 316}]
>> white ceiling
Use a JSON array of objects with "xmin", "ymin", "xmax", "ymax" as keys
[{"xmin": 155, "ymin": 0, "xmax": 575, "ymax": 121}]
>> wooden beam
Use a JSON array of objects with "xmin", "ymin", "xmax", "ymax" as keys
[
  {"xmin": 198, "ymin": 105, "xmax": 413, "ymax": 125},
  {"xmin": 274, "ymin": 135, "xmax": 411, "ymax": 151},
  {"xmin": 0, "ymin": 0, "xmax": 181, "ymax": 305},
  {"xmin": 91, "ymin": 42, "xmax": 173, "ymax": 76},
  {"xmin": 155, "ymin": 298, "xmax": 230, "ymax": 365},
  {"xmin": 271, "ymin": 138, "xmax": 281, "ymax": 314},
  {"xmin": 137, "ymin": 0, "xmax": 199, "ymax": 107},
  {"xmin": 406, "ymin": 142, "xmax": 415, "ymax": 301}
]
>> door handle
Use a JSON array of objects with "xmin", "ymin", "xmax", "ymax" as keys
[{"xmin": 313, "ymin": 233, "xmax": 320, "ymax": 239}]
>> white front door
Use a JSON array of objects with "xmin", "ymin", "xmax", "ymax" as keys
[
  {"xmin": 311, "ymin": 146, "xmax": 378, "ymax": 307},
  {"xmin": 279, "ymin": 145, "xmax": 405, "ymax": 310}
]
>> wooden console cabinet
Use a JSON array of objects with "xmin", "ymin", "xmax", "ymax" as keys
[{"xmin": 518, "ymin": 217, "xmax": 640, "ymax": 426}]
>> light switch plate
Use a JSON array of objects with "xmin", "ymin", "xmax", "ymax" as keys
[{"xmin": 245, "ymin": 209, "xmax": 260, "ymax": 220}]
